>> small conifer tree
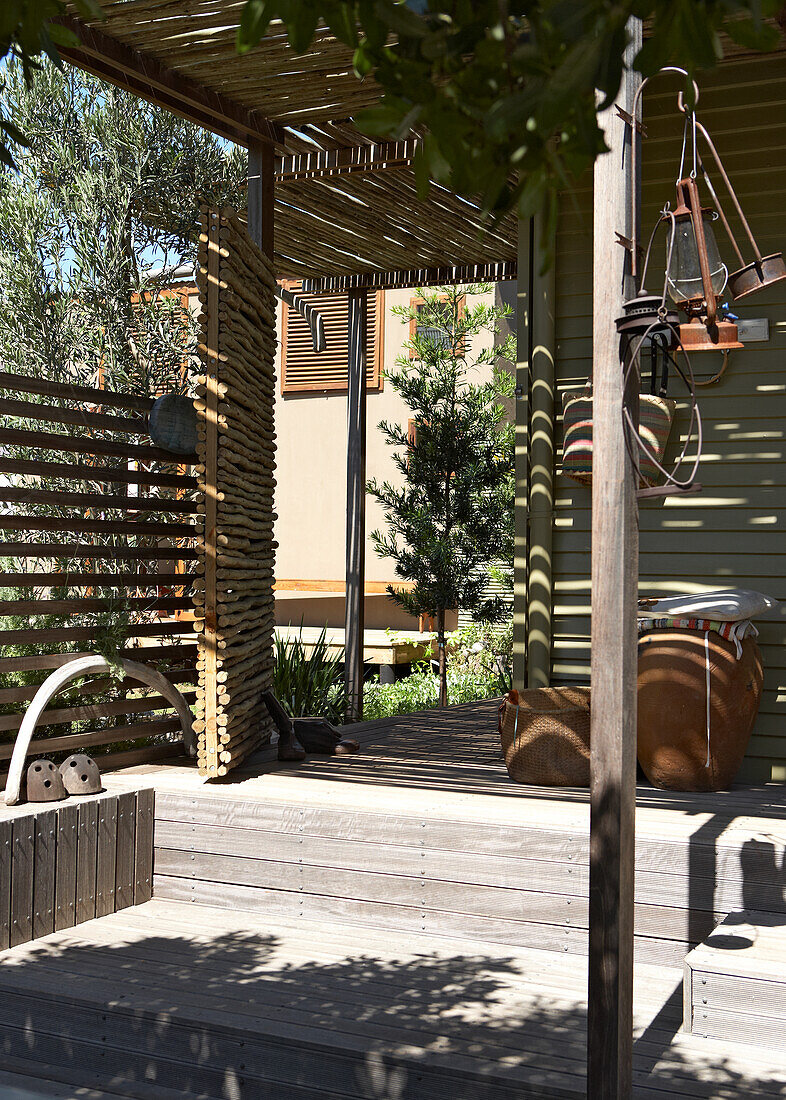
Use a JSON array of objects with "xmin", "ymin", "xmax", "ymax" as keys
[{"xmin": 368, "ymin": 285, "xmax": 514, "ymax": 707}]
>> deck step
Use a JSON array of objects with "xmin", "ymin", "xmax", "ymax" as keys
[
  {"xmin": 144, "ymin": 776, "xmax": 786, "ymax": 971},
  {"xmin": 2, "ymin": 899, "xmax": 785, "ymax": 1099},
  {"xmin": 684, "ymin": 910, "xmax": 786, "ymax": 1048}
]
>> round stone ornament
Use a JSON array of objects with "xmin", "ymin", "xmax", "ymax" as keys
[
  {"xmin": 148, "ymin": 393, "xmax": 198, "ymax": 456},
  {"xmin": 26, "ymin": 759, "xmax": 67, "ymax": 802},
  {"xmin": 60, "ymin": 753, "xmax": 102, "ymax": 795}
]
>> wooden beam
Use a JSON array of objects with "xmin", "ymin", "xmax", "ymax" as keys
[
  {"xmin": 55, "ymin": 15, "xmax": 284, "ymax": 148},
  {"xmin": 248, "ymin": 144, "xmax": 275, "ymax": 261},
  {"xmin": 345, "ymin": 289, "xmax": 368, "ymax": 720},
  {"xmin": 302, "ymin": 261, "xmax": 517, "ymax": 294},
  {"xmin": 587, "ymin": 20, "xmax": 642, "ymax": 1100},
  {"xmin": 276, "ymin": 140, "xmax": 418, "ymax": 181}
]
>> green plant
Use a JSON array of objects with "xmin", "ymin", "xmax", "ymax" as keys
[
  {"xmin": 273, "ymin": 626, "xmax": 353, "ymax": 724},
  {"xmin": 363, "ymin": 648, "xmax": 504, "ymax": 722},
  {"xmin": 367, "ymin": 284, "xmax": 514, "ymax": 707},
  {"xmin": 448, "ymin": 620, "xmax": 513, "ymax": 695}
]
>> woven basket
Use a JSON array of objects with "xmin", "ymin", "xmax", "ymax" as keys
[{"xmin": 498, "ymin": 687, "xmax": 592, "ymax": 787}]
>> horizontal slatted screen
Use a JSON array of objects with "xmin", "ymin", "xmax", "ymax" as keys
[
  {"xmin": 281, "ymin": 282, "xmax": 383, "ymax": 393},
  {"xmin": 0, "ymin": 371, "xmax": 197, "ymax": 782},
  {"xmin": 551, "ymin": 55, "xmax": 786, "ymax": 782}
]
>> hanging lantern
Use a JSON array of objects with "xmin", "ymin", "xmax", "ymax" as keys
[
  {"xmin": 665, "ymin": 185, "xmax": 726, "ymax": 305},
  {"xmin": 665, "ymin": 177, "xmax": 742, "ymax": 353}
]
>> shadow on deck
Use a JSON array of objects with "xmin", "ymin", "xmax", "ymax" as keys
[
  {"xmin": 2, "ymin": 897, "xmax": 783, "ymax": 1098},
  {"xmin": 1, "ymin": 699, "xmax": 782, "ymax": 1098}
]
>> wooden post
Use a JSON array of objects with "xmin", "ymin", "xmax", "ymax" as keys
[
  {"xmin": 513, "ymin": 216, "xmax": 532, "ymax": 691},
  {"xmin": 527, "ymin": 206, "xmax": 557, "ymax": 690},
  {"xmin": 345, "ymin": 288, "xmax": 368, "ymax": 720},
  {"xmin": 587, "ymin": 19, "xmax": 641, "ymax": 1100},
  {"xmin": 201, "ymin": 209, "xmax": 221, "ymax": 778},
  {"xmin": 247, "ymin": 142, "xmax": 275, "ymax": 259}
]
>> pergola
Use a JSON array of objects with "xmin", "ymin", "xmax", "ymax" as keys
[{"xmin": 54, "ymin": 5, "xmax": 639, "ymax": 1096}]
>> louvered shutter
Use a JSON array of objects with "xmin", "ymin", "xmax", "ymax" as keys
[{"xmin": 281, "ymin": 282, "xmax": 383, "ymax": 393}]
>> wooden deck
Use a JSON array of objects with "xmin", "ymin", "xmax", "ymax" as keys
[
  {"xmin": 1, "ymin": 898, "xmax": 785, "ymax": 1098},
  {"xmin": 103, "ymin": 698, "xmax": 786, "ymax": 965},
  {"xmin": 1, "ymin": 699, "xmax": 783, "ymax": 1098}
]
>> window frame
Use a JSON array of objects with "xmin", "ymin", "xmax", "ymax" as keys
[
  {"xmin": 280, "ymin": 282, "xmax": 386, "ymax": 395},
  {"xmin": 408, "ymin": 293, "xmax": 466, "ymax": 360}
]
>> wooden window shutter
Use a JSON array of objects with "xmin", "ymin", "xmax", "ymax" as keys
[{"xmin": 281, "ymin": 282, "xmax": 384, "ymax": 394}]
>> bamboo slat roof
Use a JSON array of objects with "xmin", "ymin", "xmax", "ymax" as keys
[
  {"xmin": 275, "ymin": 163, "xmax": 518, "ymax": 283},
  {"xmin": 65, "ymin": 0, "xmax": 383, "ymax": 148},
  {"xmin": 61, "ymin": 1, "xmax": 518, "ymax": 285}
]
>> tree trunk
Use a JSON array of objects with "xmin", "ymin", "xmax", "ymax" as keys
[{"xmin": 436, "ymin": 608, "xmax": 448, "ymax": 707}]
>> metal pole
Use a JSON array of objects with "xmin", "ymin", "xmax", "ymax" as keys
[{"xmin": 345, "ymin": 288, "xmax": 368, "ymax": 719}]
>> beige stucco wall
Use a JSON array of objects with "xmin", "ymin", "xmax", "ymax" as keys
[{"xmin": 272, "ymin": 284, "xmax": 499, "ymax": 629}]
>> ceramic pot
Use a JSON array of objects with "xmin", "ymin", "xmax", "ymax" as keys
[{"xmin": 637, "ymin": 628, "xmax": 763, "ymax": 792}]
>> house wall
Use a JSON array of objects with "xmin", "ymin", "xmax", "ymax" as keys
[
  {"xmin": 551, "ymin": 53, "xmax": 786, "ymax": 782},
  {"xmin": 272, "ymin": 284, "xmax": 499, "ymax": 632}
]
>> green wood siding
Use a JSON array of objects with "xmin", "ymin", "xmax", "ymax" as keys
[{"xmin": 551, "ymin": 54, "xmax": 786, "ymax": 782}]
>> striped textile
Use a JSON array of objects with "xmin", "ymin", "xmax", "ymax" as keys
[
  {"xmin": 562, "ymin": 389, "xmax": 676, "ymax": 487},
  {"xmin": 637, "ymin": 617, "xmax": 758, "ymax": 658}
]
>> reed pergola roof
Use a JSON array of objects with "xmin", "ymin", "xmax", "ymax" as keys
[{"xmin": 59, "ymin": 4, "xmax": 517, "ymax": 287}]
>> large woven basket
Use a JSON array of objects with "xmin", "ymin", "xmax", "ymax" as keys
[{"xmin": 498, "ymin": 687, "xmax": 591, "ymax": 787}]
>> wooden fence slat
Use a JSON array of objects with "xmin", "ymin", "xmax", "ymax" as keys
[
  {"xmin": 98, "ymin": 741, "xmax": 183, "ymax": 772},
  {"xmin": 0, "ymin": 542, "xmax": 197, "ymax": 562},
  {"xmin": 54, "ymin": 802, "xmax": 78, "ymax": 931},
  {"xmin": 0, "ymin": 515, "xmax": 194, "ymax": 539},
  {"xmin": 10, "ymin": 817, "xmax": 34, "ymax": 947},
  {"xmin": 0, "ymin": 621, "xmax": 195, "ymax": 647},
  {"xmin": 0, "ymin": 456, "xmax": 197, "ymax": 489},
  {"xmin": 0, "ymin": 573, "xmax": 194, "ymax": 590},
  {"xmin": 0, "ymin": 597, "xmax": 193, "ymax": 616},
  {"xmin": 0, "ymin": 642, "xmax": 197, "ymax": 676},
  {"xmin": 133, "ymin": 787, "xmax": 154, "ymax": 905},
  {"xmin": 0, "ymin": 718, "xmax": 185, "ymax": 763},
  {"xmin": 0, "ymin": 486, "xmax": 197, "ymax": 514},
  {"xmin": 95, "ymin": 798, "xmax": 118, "ymax": 918},
  {"xmin": 75, "ymin": 800, "xmax": 99, "ymax": 925},
  {"xmin": 0, "ymin": 395, "xmax": 147, "ymax": 435},
  {"xmin": 0, "ymin": 688, "xmax": 197, "ymax": 737},
  {"xmin": 32, "ymin": 807, "xmax": 57, "ymax": 940},
  {"xmin": 0, "ymin": 369, "xmax": 155, "ymax": 412},
  {"xmin": 0, "ymin": 818, "xmax": 11, "ymax": 950},
  {"xmin": 0, "ymin": 425, "xmax": 196, "ymax": 465},
  {"xmin": 0, "ymin": 667, "xmax": 197, "ymax": 706},
  {"xmin": 115, "ymin": 791, "xmax": 137, "ymax": 910}
]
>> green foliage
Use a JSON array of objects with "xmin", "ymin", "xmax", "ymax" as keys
[
  {"xmin": 363, "ymin": 622, "xmax": 511, "ymax": 720},
  {"xmin": 273, "ymin": 626, "xmax": 353, "ymax": 724},
  {"xmin": 0, "ymin": 60, "xmax": 245, "ymax": 400},
  {"xmin": 234, "ymin": 0, "xmax": 781, "ymax": 229},
  {"xmin": 367, "ymin": 284, "xmax": 514, "ymax": 705},
  {"xmin": 0, "ymin": 0, "xmax": 104, "ymax": 167}
]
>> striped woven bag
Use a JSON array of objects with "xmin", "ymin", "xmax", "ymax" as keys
[{"xmin": 562, "ymin": 384, "xmax": 676, "ymax": 488}]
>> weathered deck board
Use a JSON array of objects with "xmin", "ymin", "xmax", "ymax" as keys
[
  {"xmin": 0, "ymin": 898, "xmax": 784, "ymax": 1099},
  {"xmin": 684, "ymin": 910, "xmax": 786, "ymax": 1048},
  {"xmin": 1, "ymin": 789, "xmax": 154, "ymax": 951},
  {"xmin": 103, "ymin": 700, "xmax": 785, "ymax": 971}
]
